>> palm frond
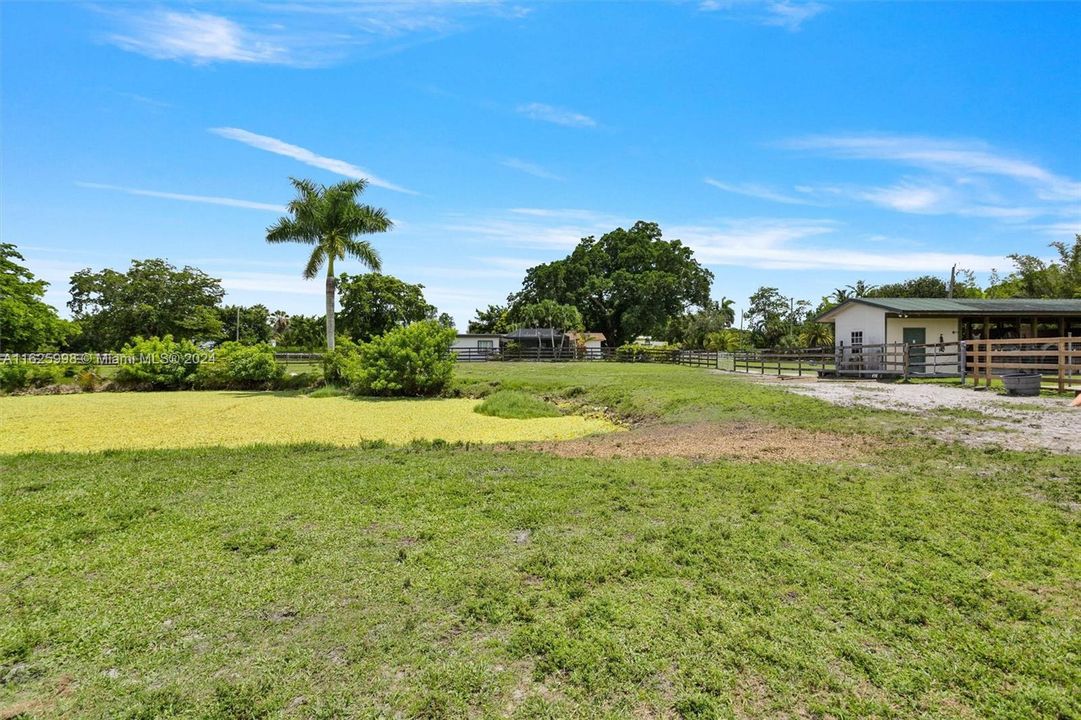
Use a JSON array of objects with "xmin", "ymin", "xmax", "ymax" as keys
[
  {"xmin": 342, "ymin": 238, "xmax": 382, "ymax": 272},
  {"xmin": 302, "ymin": 246, "xmax": 327, "ymax": 280},
  {"xmin": 266, "ymin": 217, "xmax": 318, "ymax": 244}
]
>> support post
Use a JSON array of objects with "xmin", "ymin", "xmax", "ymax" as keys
[
  {"xmin": 959, "ymin": 341, "xmax": 967, "ymax": 385},
  {"xmin": 1058, "ymin": 338, "xmax": 1066, "ymax": 394}
]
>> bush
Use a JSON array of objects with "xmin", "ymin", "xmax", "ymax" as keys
[
  {"xmin": 0, "ymin": 362, "xmax": 66, "ymax": 392},
  {"xmin": 615, "ymin": 343, "xmax": 680, "ymax": 362},
  {"xmin": 344, "ymin": 321, "xmax": 456, "ymax": 397},
  {"xmin": 322, "ymin": 336, "xmax": 359, "ymax": 386},
  {"xmin": 193, "ymin": 342, "xmax": 283, "ymax": 389},
  {"xmin": 114, "ymin": 335, "xmax": 202, "ymax": 389},
  {"xmin": 474, "ymin": 390, "xmax": 561, "ymax": 419}
]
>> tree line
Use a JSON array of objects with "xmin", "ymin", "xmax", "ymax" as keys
[{"xmin": 2, "ymin": 173, "xmax": 1077, "ymax": 354}]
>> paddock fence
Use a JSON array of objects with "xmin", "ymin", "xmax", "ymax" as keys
[{"xmin": 966, "ymin": 337, "xmax": 1080, "ymax": 393}]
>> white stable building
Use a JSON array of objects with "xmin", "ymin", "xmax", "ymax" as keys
[{"xmin": 817, "ymin": 298, "xmax": 1081, "ymax": 375}]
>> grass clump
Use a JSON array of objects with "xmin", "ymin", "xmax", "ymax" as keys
[{"xmin": 474, "ymin": 389, "xmax": 562, "ymax": 419}]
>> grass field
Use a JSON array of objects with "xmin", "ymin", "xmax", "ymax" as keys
[
  {"xmin": 0, "ymin": 392, "xmax": 616, "ymax": 454},
  {"xmin": 2, "ymin": 364, "xmax": 1079, "ymax": 719}
]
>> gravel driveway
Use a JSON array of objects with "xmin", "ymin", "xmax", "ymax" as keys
[{"xmin": 745, "ymin": 376, "xmax": 1080, "ymax": 454}]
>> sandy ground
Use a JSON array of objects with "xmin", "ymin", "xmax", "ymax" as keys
[
  {"xmin": 744, "ymin": 375, "xmax": 1080, "ymax": 454},
  {"xmin": 529, "ymin": 421, "xmax": 879, "ymax": 463}
]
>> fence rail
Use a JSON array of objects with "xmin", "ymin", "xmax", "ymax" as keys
[
  {"xmin": 452, "ymin": 346, "xmax": 723, "ymax": 368},
  {"xmin": 966, "ymin": 337, "xmax": 1080, "ymax": 393}
]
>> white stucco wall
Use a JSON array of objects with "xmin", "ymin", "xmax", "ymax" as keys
[
  {"xmin": 451, "ymin": 335, "xmax": 501, "ymax": 350},
  {"xmin": 885, "ymin": 317, "xmax": 959, "ymax": 346},
  {"xmin": 832, "ymin": 304, "xmax": 887, "ymax": 348}
]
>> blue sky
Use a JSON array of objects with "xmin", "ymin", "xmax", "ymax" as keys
[{"xmin": 3, "ymin": 1, "xmax": 1079, "ymax": 328}]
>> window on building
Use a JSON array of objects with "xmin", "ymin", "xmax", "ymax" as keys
[
  {"xmin": 850, "ymin": 331, "xmax": 863, "ymax": 353},
  {"xmin": 477, "ymin": 340, "xmax": 494, "ymax": 350}
]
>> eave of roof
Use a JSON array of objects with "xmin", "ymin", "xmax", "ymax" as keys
[{"xmin": 817, "ymin": 297, "xmax": 1081, "ymax": 322}]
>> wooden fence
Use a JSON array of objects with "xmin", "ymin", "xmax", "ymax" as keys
[
  {"xmin": 732, "ymin": 348, "xmax": 835, "ymax": 377},
  {"xmin": 966, "ymin": 337, "xmax": 1080, "ymax": 393},
  {"xmin": 450, "ymin": 346, "xmax": 723, "ymax": 367}
]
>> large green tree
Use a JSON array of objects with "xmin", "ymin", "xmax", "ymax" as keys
[
  {"xmin": 336, "ymin": 272, "xmax": 440, "ymax": 342},
  {"xmin": 746, "ymin": 287, "xmax": 809, "ymax": 349},
  {"xmin": 666, "ymin": 298, "xmax": 735, "ymax": 348},
  {"xmin": 0, "ymin": 243, "xmax": 71, "ymax": 352},
  {"xmin": 279, "ymin": 314, "xmax": 325, "ymax": 350},
  {"xmin": 218, "ymin": 304, "xmax": 273, "ymax": 345},
  {"xmin": 68, "ymin": 259, "xmax": 224, "ymax": 350},
  {"xmin": 513, "ymin": 221, "xmax": 713, "ymax": 345},
  {"xmin": 266, "ymin": 178, "xmax": 392, "ymax": 351},
  {"xmin": 467, "ymin": 304, "xmax": 511, "ymax": 334},
  {"xmin": 507, "ymin": 299, "xmax": 584, "ymax": 331},
  {"xmin": 988, "ymin": 235, "xmax": 1081, "ymax": 299}
]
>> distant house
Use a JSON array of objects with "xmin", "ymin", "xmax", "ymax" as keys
[
  {"xmin": 503, "ymin": 328, "xmax": 571, "ymax": 350},
  {"xmin": 817, "ymin": 298, "xmax": 1081, "ymax": 349},
  {"xmin": 567, "ymin": 331, "xmax": 607, "ymax": 350},
  {"xmin": 452, "ymin": 333, "xmax": 503, "ymax": 359}
]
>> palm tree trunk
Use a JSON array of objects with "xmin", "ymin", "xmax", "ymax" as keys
[{"xmin": 325, "ymin": 266, "xmax": 336, "ymax": 351}]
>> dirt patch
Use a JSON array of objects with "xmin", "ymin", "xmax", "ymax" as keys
[{"xmin": 527, "ymin": 421, "xmax": 877, "ymax": 462}]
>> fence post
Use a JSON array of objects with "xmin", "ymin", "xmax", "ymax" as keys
[
  {"xmin": 902, "ymin": 343, "xmax": 911, "ymax": 381},
  {"xmin": 1058, "ymin": 338, "xmax": 1066, "ymax": 394},
  {"xmin": 959, "ymin": 342, "xmax": 967, "ymax": 386}
]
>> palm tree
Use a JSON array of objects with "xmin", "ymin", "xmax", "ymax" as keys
[
  {"xmin": 845, "ymin": 280, "xmax": 876, "ymax": 298},
  {"xmin": 718, "ymin": 296, "xmax": 736, "ymax": 327},
  {"xmin": 267, "ymin": 178, "xmax": 392, "ymax": 350},
  {"xmin": 267, "ymin": 311, "xmax": 290, "ymax": 345},
  {"xmin": 830, "ymin": 288, "xmax": 851, "ymax": 304}
]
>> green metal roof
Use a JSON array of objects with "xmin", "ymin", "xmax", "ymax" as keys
[{"xmin": 818, "ymin": 297, "xmax": 1081, "ymax": 320}]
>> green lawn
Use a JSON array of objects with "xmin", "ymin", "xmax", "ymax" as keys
[{"xmin": 1, "ymin": 364, "xmax": 1078, "ymax": 719}]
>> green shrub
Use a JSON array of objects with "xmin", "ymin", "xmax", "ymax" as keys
[
  {"xmin": 322, "ymin": 335, "xmax": 359, "ymax": 386},
  {"xmin": 114, "ymin": 335, "xmax": 202, "ymax": 389},
  {"xmin": 474, "ymin": 390, "xmax": 562, "ymax": 419},
  {"xmin": 344, "ymin": 321, "xmax": 456, "ymax": 397},
  {"xmin": 0, "ymin": 362, "xmax": 66, "ymax": 392},
  {"xmin": 615, "ymin": 343, "xmax": 680, "ymax": 362},
  {"xmin": 274, "ymin": 372, "xmax": 318, "ymax": 391},
  {"xmin": 193, "ymin": 342, "xmax": 283, "ymax": 389}
]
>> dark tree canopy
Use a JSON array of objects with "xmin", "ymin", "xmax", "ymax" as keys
[
  {"xmin": 745, "ymin": 286, "xmax": 809, "ymax": 349},
  {"xmin": 68, "ymin": 259, "xmax": 225, "ymax": 350},
  {"xmin": 665, "ymin": 299, "xmax": 735, "ymax": 348},
  {"xmin": 869, "ymin": 275, "xmax": 949, "ymax": 298},
  {"xmin": 468, "ymin": 304, "xmax": 511, "ymax": 334},
  {"xmin": 0, "ymin": 243, "xmax": 71, "ymax": 352},
  {"xmin": 513, "ymin": 221, "xmax": 713, "ymax": 346},
  {"xmin": 219, "ymin": 304, "xmax": 273, "ymax": 345},
  {"xmin": 336, "ymin": 272, "xmax": 440, "ymax": 342},
  {"xmin": 280, "ymin": 314, "xmax": 325, "ymax": 350},
  {"xmin": 988, "ymin": 235, "xmax": 1081, "ymax": 299},
  {"xmin": 507, "ymin": 300, "xmax": 583, "ymax": 331}
]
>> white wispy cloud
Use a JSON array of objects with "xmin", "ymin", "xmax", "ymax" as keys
[
  {"xmin": 106, "ymin": 10, "xmax": 295, "ymax": 65},
  {"xmin": 76, "ymin": 182, "xmax": 285, "ymax": 212},
  {"xmin": 704, "ymin": 178, "xmax": 816, "ymax": 205},
  {"xmin": 500, "ymin": 157, "xmax": 564, "ymax": 181},
  {"xmin": 440, "ymin": 208, "xmax": 625, "ymax": 249},
  {"xmin": 672, "ymin": 218, "xmax": 1008, "ymax": 272},
  {"xmin": 699, "ymin": 0, "xmax": 827, "ymax": 31},
  {"xmin": 761, "ymin": 1, "xmax": 827, "ymax": 31},
  {"xmin": 209, "ymin": 127, "xmax": 416, "ymax": 194},
  {"xmin": 783, "ymin": 133, "xmax": 1081, "ymax": 201},
  {"xmin": 101, "ymin": 4, "xmax": 525, "ymax": 67},
  {"xmin": 516, "ymin": 103, "xmax": 597, "ymax": 128}
]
